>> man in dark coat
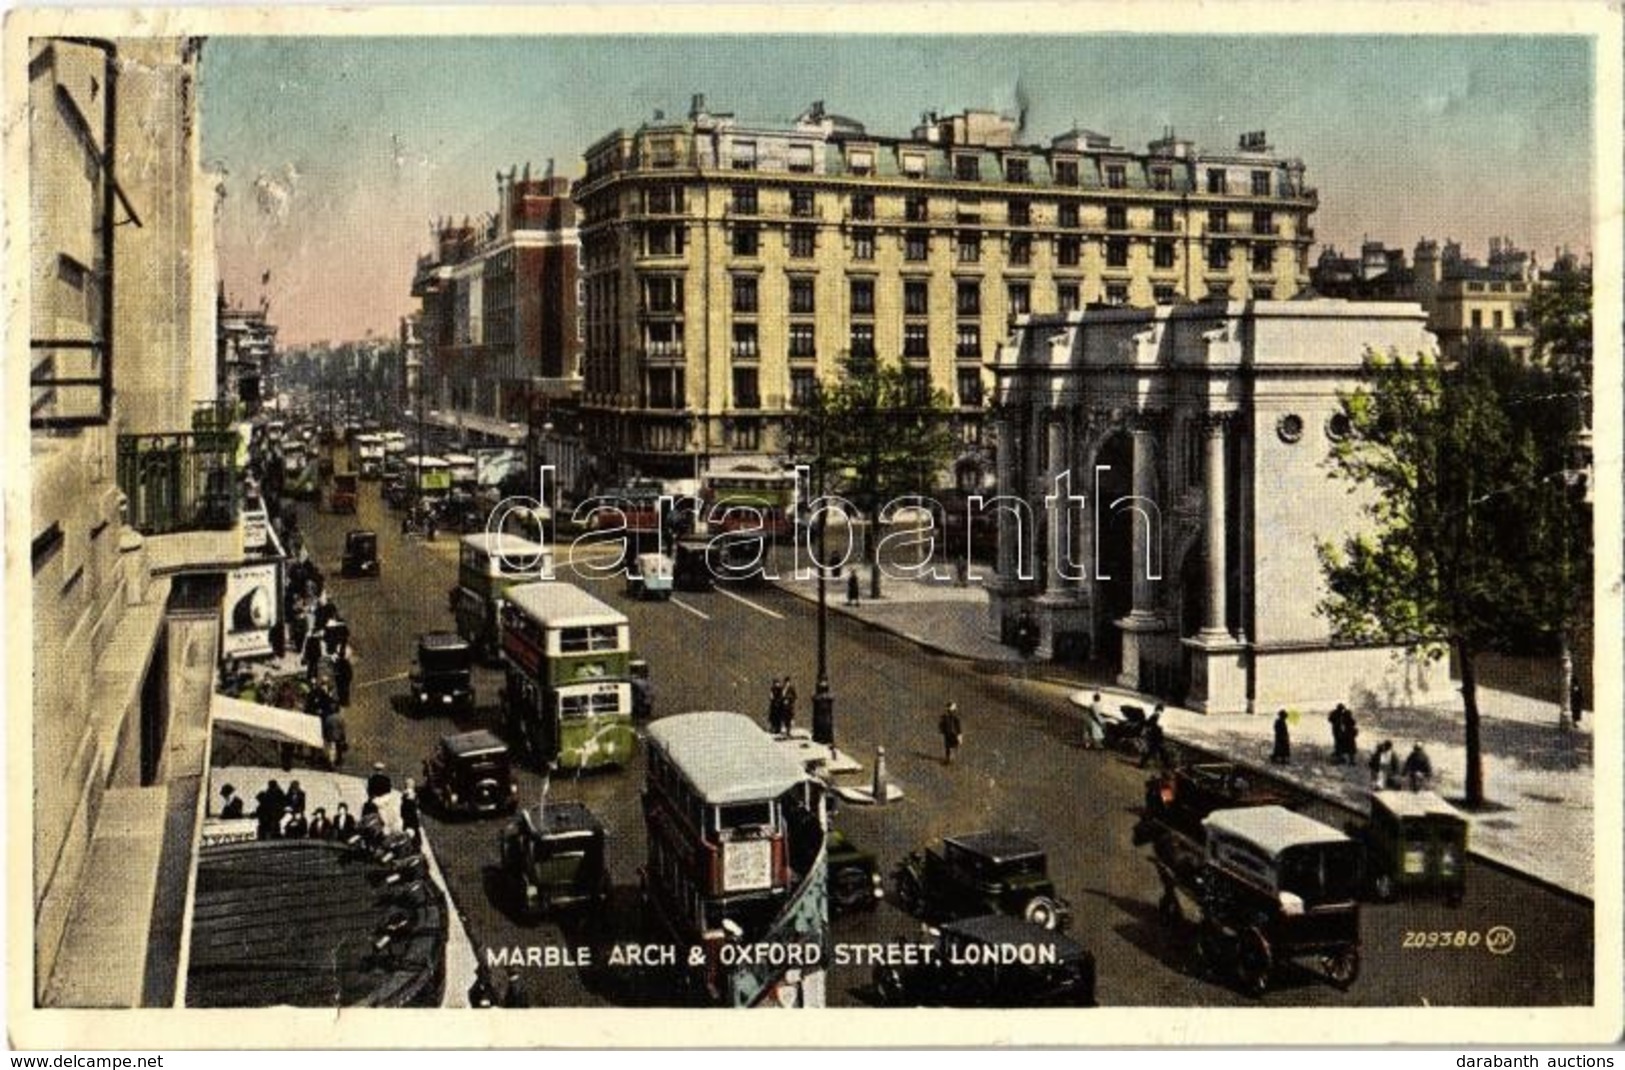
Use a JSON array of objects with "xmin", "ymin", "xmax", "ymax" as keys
[
  {"xmin": 255, "ymin": 780, "xmax": 287, "ymax": 840},
  {"xmin": 307, "ymin": 807, "xmax": 333, "ymax": 840},
  {"xmin": 1271, "ymin": 710, "xmax": 1292, "ymax": 765},
  {"xmin": 938, "ymin": 702, "xmax": 963, "ymax": 764},
  {"xmin": 781, "ymin": 676, "xmax": 798, "ymax": 735},
  {"xmin": 767, "ymin": 678, "xmax": 786, "ymax": 735},
  {"xmin": 332, "ymin": 801, "xmax": 359, "ymax": 841},
  {"xmin": 1139, "ymin": 709, "xmax": 1170, "ymax": 769},
  {"xmin": 285, "ymin": 779, "xmax": 307, "ymax": 815},
  {"xmin": 219, "ymin": 784, "xmax": 245, "ymax": 819}
]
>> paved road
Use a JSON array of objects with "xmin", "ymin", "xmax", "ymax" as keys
[{"xmin": 296, "ymin": 479, "xmax": 1593, "ymax": 1009}]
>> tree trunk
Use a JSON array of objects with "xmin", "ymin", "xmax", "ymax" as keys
[
  {"xmin": 1457, "ymin": 639, "xmax": 1485, "ymax": 808},
  {"xmin": 866, "ymin": 509, "xmax": 882, "ymax": 599}
]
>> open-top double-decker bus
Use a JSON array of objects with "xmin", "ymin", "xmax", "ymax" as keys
[
  {"xmin": 497, "ymin": 581, "xmax": 636, "ymax": 772},
  {"xmin": 641, "ymin": 711, "xmax": 829, "ymax": 1008}
]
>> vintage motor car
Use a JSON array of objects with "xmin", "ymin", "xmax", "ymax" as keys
[
  {"xmin": 1358, "ymin": 790, "xmax": 1468, "ymax": 905},
  {"xmin": 340, "ymin": 529, "xmax": 379, "ymax": 578},
  {"xmin": 1190, "ymin": 805, "xmax": 1363, "ymax": 995},
  {"xmin": 893, "ymin": 831, "xmax": 1072, "ymax": 931},
  {"xmin": 625, "ymin": 551, "xmax": 675, "ymax": 600},
  {"xmin": 828, "ymin": 828, "xmax": 885, "ymax": 916},
  {"xmin": 1134, "ymin": 762, "xmax": 1295, "ymax": 848},
  {"xmin": 409, "ymin": 632, "xmax": 475, "ymax": 716},
  {"xmin": 421, "ymin": 730, "xmax": 518, "ymax": 817},
  {"xmin": 327, "ymin": 471, "xmax": 359, "ymax": 514},
  {"xmin": 871, "ymin": 914, "xmax": 1097, "ymax": 1008},
  {"xmin": 498, "ymin": 799, "xmax": 611, "ymax": 918}
]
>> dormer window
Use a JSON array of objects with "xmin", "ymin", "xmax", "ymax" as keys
[
  {"xmin": 954, "ymin": 154, "xmax": 981, "ymax": 182},
  {"xmin": 1105, "ymin": 164, "xmax": 1127, "ymax": 189},
  {"xmin": 1005, "ymin": 156, "xmax": 1030, "ymax": 184},
  {"xmin": 902, "ymin": 152, "xmax": 926, "ymax": 178},
  {"xmin": 1054, "ymin": 158, "xmax": 1079, "ymax": 186},
  {"xmin": 848, "ymin": 148, "xmax": 875, "ymax": 176},
  {"xmin": 788, "ymin": 144, "xmax": 814, "ymax": 173},
  {"xmin": 732, "ymin": 141, "xmax": 757, "ymax": 171}
]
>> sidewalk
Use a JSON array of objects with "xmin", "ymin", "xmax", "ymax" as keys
[{"xmin": 773, "ymin": 566, "xmax": 1594, "ymax": 900}]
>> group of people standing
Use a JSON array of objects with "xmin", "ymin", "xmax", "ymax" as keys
[
  {"xmin": 767, "ymin": 676, "xmax": 799, "ymax": 736},
  {"xmin": 221, "ymin": 764, "xmax": 424, "ymax": 846}
]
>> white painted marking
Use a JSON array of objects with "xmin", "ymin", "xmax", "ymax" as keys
[
  {"xmin": 669, "ymin": 597, "xmax": 710, "ymax": 621},
  {"xmin": 357, "ymin": 672, "xmax": 408, "ymax": 689},
  {"xmin": 715, "ymin": 587, "xmax": 784, "ymax": 620}
]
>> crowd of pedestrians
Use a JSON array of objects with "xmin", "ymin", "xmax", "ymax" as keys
[{"xmin": 219, "ymin": 762, "xmax": 428, "ymax": 845}]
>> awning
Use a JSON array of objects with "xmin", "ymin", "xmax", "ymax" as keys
[{"xmin": 209, "ymin": 692, "xmax": 324, "ymax": 750}]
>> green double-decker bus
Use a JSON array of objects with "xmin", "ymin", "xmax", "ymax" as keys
[{"xmin": 498, "ymin": 581, "xmax": 636, "ymax": 772}]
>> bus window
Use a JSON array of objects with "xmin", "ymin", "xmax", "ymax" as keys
[
  {"xmin": 560, "ymin": 624, "xmax": 621, "ymax": 653},
  {"xmin": 719, "ymin": 801, "xmax": 774, "ymax": 831}
]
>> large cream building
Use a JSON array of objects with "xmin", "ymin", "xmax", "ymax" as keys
[{"xmin": 574, "ymin": 98, "xmax": 1317, "ymax": 481}]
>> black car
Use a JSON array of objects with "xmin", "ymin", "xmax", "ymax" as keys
[
  {"xmin": 498, "ymin": 800, "xmax": 611, "ymax": 918},
  {"xmin": 872, "ymin": 914, "xmax": 1097, "ymax": 1007},
  {"xmin": 409, "ymin": 632, "xmax": 475, "ymax": 716},
  {"xmin": 893, "ymin": 831, "xmax": 1072, "ymax": 930},
  {"xmin": 421, "ymin": 730, "xmax": 518, "ymax": 817},
  {"xmin": 340, "ymin": 529, "xmax": 379, "ymax": 578},
  {"xmin": 828, "ymin": 829, "xmax": 884, "ymax": 916}
]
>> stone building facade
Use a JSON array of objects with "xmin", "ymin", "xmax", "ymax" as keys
[{"xmin": 990, "ymin": 299, "xmax": 1448, "ymax": 714}]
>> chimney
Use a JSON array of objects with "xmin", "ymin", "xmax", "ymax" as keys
[{"xmin": 690, "ymin": 92, "xmax": 707, "ymax": 118}]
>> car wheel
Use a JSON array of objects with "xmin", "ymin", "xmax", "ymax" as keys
[
  {"xmin": 874, "ymin": 965, "xmax": 906, "ymax": 1005},
  {"xmin": 893, "ymin": 871, "xmax": 922, "ymax": 916},
  {"xmin": 1235, "ymin": 927, "xmax": 1273, "ymax": 997},
  {"xmin": 1024, "ymin": 896, "xmax": 1061, "ymax": 930},
  {"xmin": 832, "ymin": 865, "xmax": 874, "ymax": 914},
  {"xmin": 1324, "ymin": 946, "xmax": 1361, "ymax": 989}
]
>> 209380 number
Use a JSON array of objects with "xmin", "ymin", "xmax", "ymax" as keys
[{"xmin": 1401, "ymin": 930, "xmax": 1487, "ymax": 950}]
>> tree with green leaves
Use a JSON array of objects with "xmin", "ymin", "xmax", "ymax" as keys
[
  {"xmin": 1317, "ymin": 340, "xmax": 1587, "ymax": 807},
  {"xmin": 786, "ymin": 357, "xmax": 960, "ymax": 598}
]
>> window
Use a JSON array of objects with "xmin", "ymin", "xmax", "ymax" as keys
[
  {"xmin": 902, "ymin": 152, "xmax": 926, "ymax": 178},
  {"xmin": 791, "ymin": 368, "xmax": 819, "ymax": 406},
  {"xmin": 733, "ymin": 225, "xmax": 760, "ymax": 257},
  {"xmin": 1008, "ymin": 199, "xmax": 1031, "ymax": 226},
  {"xmin": 1106, "ymin": 205, "xmax": 1128, "ymax": 230},
  {"xmin": 1471, "ymin": 309, "xmax": 1483, "ymax": 329},
  {"xmin": 1106, "ymin": 238, "xmax": 1129, "ymax": 268},
  {"xmin": 789, "ymin": 226, "xmax": 816, "ymax": 258},
  {"xmin": 649, "ymin": 139, "xmax": 677, "ymax": 167},
  {"xmin": 1251, "ymin": 244, "xmax": 1273, "ymax": 274},
  {"xmin": 732, "ymin": 323, "xmax": 759, "ymax": 359},
  {"xmin": 1251, "ymin": 170, "xmax": 1271, "ymax": 196},
  {"xmin": 905, "ymin": 280, "xmax": 929, "ymax": 316},
  {"xmin": 732, "ymin": 141, "xmax": 757, "ymax": 170},
  {"xmin": 905, "ymin": 196, "xmax": 929, "ymax": 222},
  {"xmin": 732, "ymin": 421, "xmax": 761, "ymax": 451},
  {"xmin": 788, "ymin": 144, "xmax": 814, "ymax": 173},
  {"xmin": 1209, "ymin": 241, "xmax": 1231, "ymax": 269},
  {"xmin": 957, "ymin": 232, "xmax": 981, "ymax": 263},
  {"xmin": 848, "ymin": 148, "xmax": 875, "ymax": 176},
  {"xmin": 1057, "ymin": 282, "xmax": 1081, "ymax": 313},
  {"xmin": 789, "ymin": 277, "xmax": 815, "ymax": 314},
  {"xmin": 956, "ymin": 280, "xmax": 981, "ymax": 316},
  {"xmin": 1005, "ymin": 157, "xmax": 1031, "ymax": 183},
  {"xmin": 646, "ymin": 187, "xmax": 680, "ymax": 214},
  {"xmin": 645, "ymin": 225, "xmax": 684, "ymax": 256},
  {"xmin": 732, "ymin": 367, "xmax": 760, "ymax": 409},
  {"xmin": 850, "ymin": 323, "xmax": 876, "ymax": 360},
  {"xmin": 956, "ymin": 323, "xmax": 981, "ymax": 358},
  {"xmin": 1493, "ymin": 309, "xmax": 1504, "ymax": 330},
  {"xmin": 1252, "ymin": 284, "xmax": 1274, "ymax": 300},
  {"xmin": 733, "ymin": 187, "xmax": 758, "ymax": 215},
  {"xmin": 904, "ymin": 323, "xmax": 930, "ymax": 358},
  {"xmin": 905, "ymin": 231, "xmax": 929, "ymax": 261},
  {"xmin": 1208, "ymin": 209, "xmax": 1229, "ymax": 234},
  {"xmin": 852, "ymin": 227, "xmax": 876, "ymax": 260},
  {"xmin": 1207, "ymin": 169, "xmax": 1228, "ymax": 194},
  {"xmin": 1105, "ymin": 164, "xmax": 1127, "ymax": 189},
  {"xmin": 904, "ymin": 368, "xmax": 932, "ymax": 405},
  {"xmin": 644, "ymin": 321, "xmax": 682, "ymax": 358},
  {"xmin": 647, "ymin": 367, "xmax": 685, "ymax": 409},
  {"xmin": 1008, "ymin": 282, "xmax": 1031, "ymax": 315},
  {"xmin": 1057, "ymin": 236, "xmax": 1082, "ymax": 267},
  {"xmin": 1008, "ymin": 235, "xmax": 1032, "ymax": 266},
  {"xmin": 1153, "ymin": 283, "xmax": 1178, "ymax": 304},
  {"xmin": 1152, "ymin": 166, "xmax": 1173, "ymax": 191},
  {"xmin": 1105, "ymin": 283, "xmax": 1129, "ymax": 306},
  {"xmin": 643, "ymin": 276, "xmax": 683, "ymax": 313},
  {"xmin": 732, "ymin": 275, "xmax": 758, "ymax": 314},
  {"xmin": 790, "ymin": 189, "xmax": 816, "ymax": 217},
  {"xmin": 1154, "ymin": 206, "xmax": 1175, "ymax": 232},
  {"xmin": 850, "ymin": 193, "xmax": 875, "ymax": 220},
  {"xmin": 1054, "ymin": 159, "xmax": 1079, "ymax": 186},
  {"xmin": 1252, "ymin": 210, "xmax": 1273, "ymax": 236},
  {"xmin": 1154, "ymin": 241, "xmax": 1176, "ymax": 269},
  {"xmin": 789, "ymin": 323, "xmax": 817, "ymax": 359},
  {"xmin": 850, "ymin": 278, "xmax": 875, "ymax": 315},
  {"xmin": 1058, "ymin": 203, "xmax": 1080, "ymax": 228},
  {"xmin": 957, "ymin": 369, "xmax": 984, "ymax": 406},
  {"xmin": 955, "ymin": 154, "xmax": 980, "ymax": 181}
]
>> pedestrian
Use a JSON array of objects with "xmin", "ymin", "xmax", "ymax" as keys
[
  {"xmin": 1570, "ymin": 676, "xmax": 1584, "ymax": 725},
  {"xmin": 1139, "ymin": 709, "xmax": 1169, "ymax": 769},
  {"xmin": 468, "ymin": 965, "xmax": 499, "ymax": 1009},
  {"xmin": 846, "ymin": 569, "xmax": 860, "ymax": 606},
  {"xmin": 1271, "ymin": 709, "xmax": 1292, "ymax": 765},
  {"xmin": 938, "ymin": 702, "xmax": 963, "ymax": 764},
  {"xmin": 501, "ymin": 970, "xmax": 529, "ymax": 1008},
  {"xmin": 279, "ymin": 806, "xmax": 308, "ymax": 839},
  {"xmin": 1340, "ymin": 705, "xmax": 1359, "ymax": 764},
  {"xmin": 1328, "ymin": 705, "xmax": 1348, "ymax": 764},
  {"xmin": 781, "ymin": 676, "xmax": 798, "ymax": 735},
  {"xmin": 1368, "ymin": 740, "xmax": 1393, "ymax": 791},
  {"xmin": 322, "ymin": 707, "xmax": 349, "ymax": 769},
  {"xmin": 401, "ymin": 778, "xmax": 422, "ymax": 848},
  {"xmin": 285, "ymin": 779, "xmax": 307, "ymax": 816},
  {"xmin": 327, "ymin": 618, "xmax": 351, "ymax": 661},
  {"xmin": 255, "ymin": 780, "xmax": 287, "ymax": 840},
  {"xmin": 307, "ymin": 807, "xmax": 333, "ymax": 840},
  {"xmin": 367, "ymin": 762, "xmax": 393, "ymax": 800},
  {"xmin": 302, "ymin": 629, "xmax": 324, "ymax": 683},
  {"xmin": 1081, "ymin": 692, "xmax": 1105, "ymax": 751},
  {"xmin": 332, "ymin": 801, "xmax": 358, "ymax": 841},
  {"xmin": 767, "ymin": 678, "xmax": 786, "ymax": 734},
  {"xmin": 1402, "ymin": 742, "xmax": 1433, "ymax": 791},
  {"xmin": 218, "ymin": 783, "xmax": 244, "ymax": 819}
]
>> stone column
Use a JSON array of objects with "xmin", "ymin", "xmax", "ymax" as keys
[
  {"xmin": 994, "ymin": 411, "xmax": 1018, "ymax": 583},
  {"xmin": 1128, "ymin": 417, "xmax": 1160, "ymax": 618},
  {"xmin": 1200, "ymin": 413, "xmax": 1231, "ymax": 638},
  {"xmin": 1043, "ymin": 412, "xmax": 1067, "ymax": 596}
]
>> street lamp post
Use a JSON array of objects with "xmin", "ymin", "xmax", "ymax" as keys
[{"xmin": 806, "ymin": 402, "xmax": 836, "ymax": 748}]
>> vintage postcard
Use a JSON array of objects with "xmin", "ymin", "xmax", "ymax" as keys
[{"xmin": 6, "ymin": 1, "xmax": 1621, "ymax": 1050}]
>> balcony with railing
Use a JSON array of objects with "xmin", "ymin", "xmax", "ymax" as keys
[{"xmin": 117, "ymin": 430, "xmax": 242, "ymax": 536}]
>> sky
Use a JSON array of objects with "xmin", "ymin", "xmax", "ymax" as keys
[{"xmin": 200, "ymin": 33, "xmax": 1596, "ymax": 346}]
